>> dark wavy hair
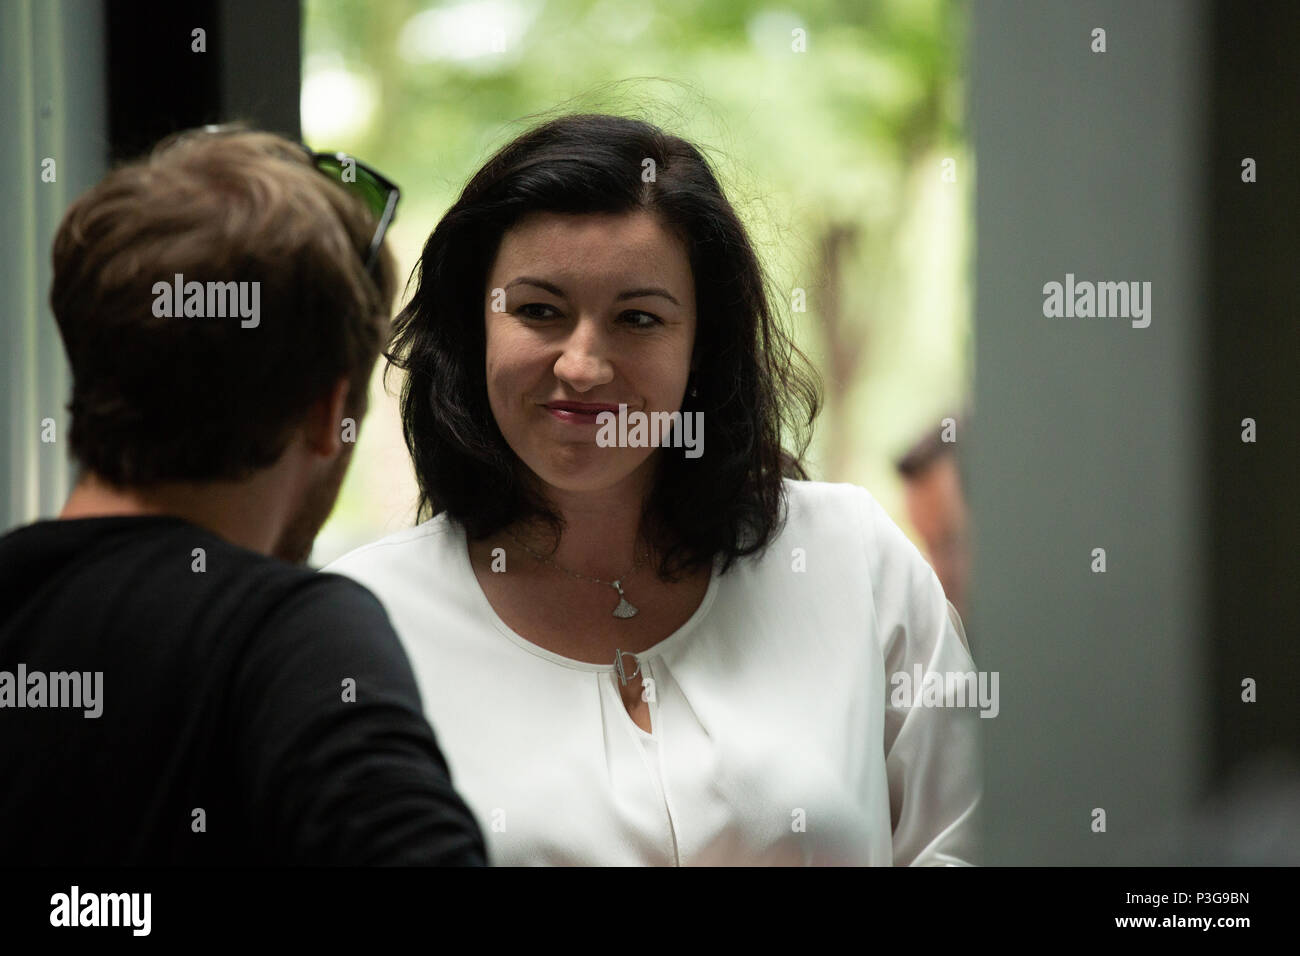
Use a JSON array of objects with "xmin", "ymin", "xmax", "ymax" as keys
[{"xmin": 388, "ymin": 112, "xmax": 821, "ymax": 579}]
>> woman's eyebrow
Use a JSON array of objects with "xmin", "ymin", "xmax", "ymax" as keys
[
  {"xmin": 504, "ymin": 276, "xmax": 681, "ymax": 307},
  {"xmin": 617, "ymin": 287, "xmax": 681, "ymax": 306}
]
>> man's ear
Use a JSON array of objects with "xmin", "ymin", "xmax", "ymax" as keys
[{"xmin": 303, "ymin": 377, "xmax": 353, "ymax": 457}]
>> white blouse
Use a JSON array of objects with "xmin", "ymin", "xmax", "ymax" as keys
[{"xmin": 324, "ymin": 479, "xmax": 982, "ymax": 866}]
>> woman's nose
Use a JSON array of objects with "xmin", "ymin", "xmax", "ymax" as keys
[{"xmin": 552, "ymin": 319, "xmax": 614, "ymax": 391}]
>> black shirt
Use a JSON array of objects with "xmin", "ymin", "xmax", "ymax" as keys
[{"xmin": 0, "ymin": 515, "xmax": 488, "ymax": 865}]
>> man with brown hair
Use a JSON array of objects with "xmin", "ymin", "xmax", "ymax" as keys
[{"xmin": 0, "ymin": 128, "xmax": 487, "ymax": 865}]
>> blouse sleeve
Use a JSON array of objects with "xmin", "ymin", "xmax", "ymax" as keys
[{"xmin": 857, "ymin": 487, "xmax": 983, "ymax": 866}]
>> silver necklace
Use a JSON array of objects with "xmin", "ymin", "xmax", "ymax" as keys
[{"xmin": 505, "ymin": 530, "xmax": 647, "ymax": 619}]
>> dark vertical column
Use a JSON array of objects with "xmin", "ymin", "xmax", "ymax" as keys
[
  {"xmin": 218, "ymin": 0, "xmax": 301, "ymax": 141},
  {"xmin": 1206, "ymin": 1, "xmax": 1300, "ymax": 779},
  {"xmin": 107, "ymin": 0, "xmax": 221, "ymax": 161},
  {"xmin": 107, "ymin": 0, "xmax": 299, "ymax": 161}
]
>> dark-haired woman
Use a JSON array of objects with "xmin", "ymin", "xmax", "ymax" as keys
[{"xmin": 326, "ymin": 113, "xmax": 981, "ymax": 866}]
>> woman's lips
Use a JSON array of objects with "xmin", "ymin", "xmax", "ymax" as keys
[{"xmin": 543, "ymin": 402, "xmax": 621, "ymax": 425}]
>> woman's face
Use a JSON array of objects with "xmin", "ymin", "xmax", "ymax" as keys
[{"xmin": 483, "ymin": 209, "xmax": 696, "ymax": 499}]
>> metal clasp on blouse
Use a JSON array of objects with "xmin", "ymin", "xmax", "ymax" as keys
[{"xmin": 613, "ymin": 649, "xmax": 641, "ymax": 686}]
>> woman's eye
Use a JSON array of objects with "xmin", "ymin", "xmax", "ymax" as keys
[
  {"xmin": 516, "ymin": 305, "xmax": 661, "ymax": 328},
  {"xmin": 517, "ymin": 303, "xmax": 559, "ymax": 320},
  {"xmin": 622, "ymin": 310, "xmax": 662, "ymax": 328}
]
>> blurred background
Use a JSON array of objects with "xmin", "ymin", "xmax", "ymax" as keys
[{"xmin": 2, "ymin": 0, "xmax": 1297, "ymax": 864}]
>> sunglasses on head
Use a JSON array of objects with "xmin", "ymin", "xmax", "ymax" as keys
[
  {"xmin": 196, "ymin": 125, "xmax": 400, "ymax": 277},
  {"xmin": 304, "ymin": 149, "xmax": 401, "ymax": 276}
]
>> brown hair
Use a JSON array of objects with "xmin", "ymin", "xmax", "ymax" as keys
[{"xmin": 50, "ymin": 127, "xmax": 399, "ymax": 485}]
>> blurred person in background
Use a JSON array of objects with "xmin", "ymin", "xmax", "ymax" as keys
[{"xmin": 895, "ymin": 413, "xmax": 971, "ymax": 624}]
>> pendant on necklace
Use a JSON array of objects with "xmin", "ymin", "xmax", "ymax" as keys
[{"xmin": 611, "ymin": 579, "xmax": 638, "ymax": 619}]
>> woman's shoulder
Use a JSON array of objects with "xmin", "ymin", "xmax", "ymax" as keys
[
  {"xmin": 779, "ymin": 478, "xmax": 882, "ymax": 538},
  {"xmin": 777, "ymin": 478, "xmax": 923, "ymax": 570},
  {"xmin": 781, "ymin": 477, "xmax": 879, "ymax": 511},
  {"xmin": 779, "ymin": 479, "xmax": 962, "ymax": 656},
  {"xmin": 321, "ymin": 513, "xmax": 459, "ymax": 583}
]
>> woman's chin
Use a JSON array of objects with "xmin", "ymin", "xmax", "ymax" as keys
[{"xmin": 528, "ymin": 448, "xmax": 655, "ymax": 496}]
